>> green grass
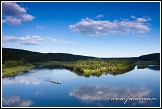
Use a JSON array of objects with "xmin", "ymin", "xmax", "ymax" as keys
[{"xmin": 2, "ymin": 64, "xmax": 34, "ymax": 78}]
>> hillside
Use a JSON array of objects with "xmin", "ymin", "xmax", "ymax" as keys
[
  {"xmin": 138, "ymin": 53, "xmax": 160, "ymax": 62},
  {"xmin": 2, "ymin": 48, "xmax": 96, "ymax": 63},
  {"xmin": 2, "ymin": 48, "xmax": 160, "ymax": 63}
]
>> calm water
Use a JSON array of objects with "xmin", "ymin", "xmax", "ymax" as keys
[{"xmin": 2, "ymin": 66, "xmax": 160, "ymax": 107}]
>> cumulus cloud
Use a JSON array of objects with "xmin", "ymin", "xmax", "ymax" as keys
[
  {"xmin": 131, "ymin": 15, "xmax": 136, "ymax": 19},
  {"xmin": 69, "ymin": 16, "xmax": 151, "ymax": 36},
  {"xmin": 19, "ymin": 41, "xmax": 39, "ymax": 45},
  {"xmin": 69, "ymin": 85, "xmax": 152, "ymax": 105},
  {"xmin": 36, "ymin": 25, "xmax": 44, "ymax": 29},
  {"xmin": 2, "ymin": 2, "xmax": 35, "ymax": 25},
  {"xmin": 136, "ymin": 18, "xmax": 147, "ymax": 22},
  {"xmin": 2, "ymin": 96, "xmax": 32, "ymax": 107},
  {"xmin": 2, "ymin": 35, "xmax": 43, "ymax": 45},
  {"xmin": 2, "ymin": 16, "xmax": 21, "ymax": 25},
  {"xmin": 2, "ymin": 35, "xmax": 79, "ymax": 45},
  {"xmin": 96, "ymin": 14, "xmax": 104, "ymax": 18}
]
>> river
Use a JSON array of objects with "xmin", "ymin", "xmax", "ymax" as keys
[{"xmin": 2, "ymin": 65, "xmax": 160, "ymax": 107}]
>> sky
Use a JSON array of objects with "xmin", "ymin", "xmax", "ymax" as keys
[{"xmin": 2, "ymin": 2, "xmax": 160, "ymax": 58}]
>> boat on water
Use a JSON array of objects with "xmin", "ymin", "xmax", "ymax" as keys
[{"xmin": 49, "ymin": 80, "xmax": 61, "ymax": 84}]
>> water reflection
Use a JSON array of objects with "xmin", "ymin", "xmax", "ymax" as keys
[
  {"xmin": 39, "ymin": 65, "xmax": 135, "ymax": 77},
  {"xmin": 35, "ymin": 92, "xmax": 43, "ymax": 95},
  {"xmin": 147, "ymin": 65, "xmax": 160, "ymax": 71},
  {"xmin": 34, "ymin": 65, "xmax": 64, "ymax": 70},
  {"xmin": 69, "ymin": 84, "xmax": 153, "ymax": 106},
  {"xmin": 2, "ymin": 96, "xmax": 32, "ymax": 107},
  {"xmin": 2, "ymin": 66, "xmax": 160, "ymax": 107},
  {"xmin": 3, "ymin": 74, "xmax": 40, "ymax": 85},
  {"xmin": 137, "ymin": 65, "xmax": 160, "ymax": 71},
  {"xmin": 2, "ymin": 68, "xmax": 77, "ymax": 85},
  {"xmin": 69, "ymin": 66, "xmax": 135, "ymax": 77}
]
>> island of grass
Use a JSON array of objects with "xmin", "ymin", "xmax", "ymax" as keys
[
  {"xmin": 41, "ymin": 59, "xmax": 135, "ymax": 77},
  {"xmin": 63, "ymin": 60, "xmax": 135, "ymax": 77}
]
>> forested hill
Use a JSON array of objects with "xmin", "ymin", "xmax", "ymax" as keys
[
  {"xmin": 138, "ymin": 53, "xmax": 160, "ymax": 62},
  {"xmin": 2, "ymin": 48, "xmax": 160, "ymax": 63},
  {"xmin": 2, "ymin": 48, "xmax": 96, "ymax": 63}
]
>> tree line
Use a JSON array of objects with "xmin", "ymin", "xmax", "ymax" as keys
[{"xmin": 3, "ymin": 48, "xmax": 160, "ymax": 64}]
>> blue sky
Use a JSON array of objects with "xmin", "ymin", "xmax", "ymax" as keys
[{"xmin": 2, "ymin": 2, "xmax": 160, "ymax": 57}]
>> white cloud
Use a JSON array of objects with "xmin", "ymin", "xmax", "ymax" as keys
[
  {"xmin": 118, "ymin": 20, "xmax": 150, "ymax": 34},
  {"xmin": 2, "ymin": 96, "xmax": 32, "ymax": 107},
  {"xmin": 69, "ymin": 16, "xmax": 151, "ymax": 36},
  {"xmin": 2, "ymin": 35, "xmax": 79, "ymax": 45},
  {"xmin": 22, "ymin": 14, "xmax": 34, "ymax": 21},
  {"xmin": 51, "ymin": 38, "xmax": 78, "ymax": 44},
  {"xmin": 136, "ymin": 18, "xmax": 147, "ymax": 22},
  {"xmin": 20, "ymin": 41, "xmax": 39, "ymax": 45},
  {"xmin": 131, "ymin": 15, "xmax": 136, "ymax": 19},
  {"xmin": 2, "ymin": 35, "xmax": 43, "ymax": 45},
  {"xmin": 2, "ymin": 16, "xmax": 21, "ymax": 25},
  {"xmin": 2, "ymin": 2, "xmax": 35, "ymax": 25},
  {"xmin": 2, "ymin": 36, "xmax": 19, "ymax": 42},
  {"xmin": 96, "ymin": 14, "xmax": 104, "ymax": 18},
  {"xmin": 45, "ymin": 37, "xmax": 79, "ymax": 44},
  {"xmin": 36, "ymin": 25, "xmax": 44, "ymax": 29}
]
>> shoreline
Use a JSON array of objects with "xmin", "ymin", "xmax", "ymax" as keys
[{"xmin": 2, "ymin": 64, "xmax": 34, "ymax": 78}]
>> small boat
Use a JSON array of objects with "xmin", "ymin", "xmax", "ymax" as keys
[{"xmin": 49, "ymin": 80, "xmax": 61, "ymax": 84}]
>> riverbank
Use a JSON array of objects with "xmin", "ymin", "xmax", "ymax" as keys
[
  {"xmin": 2, "ymin": 60, "xmax": 159, "ymax": 78},
  {"xmin": 2, "ymin": 64, "xmax": 34, "ymax": 78}
]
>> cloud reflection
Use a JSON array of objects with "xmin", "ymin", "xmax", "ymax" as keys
[
  {"xmin": 2, "ymin": 69, "xmax": 77, "ymax": 85},
  {"xmin": 69, "ymin": 85, "xmax": 151, "ymax": 105},
  {"xmin": 3, "ymin": 75, "xmax": 40, "ymax": 85},
  {"xmin": 2, "ymin": 96, "xmax": 32, "ymax": 107},
  {"xmin": 35, "ymin": 92, "xmax": 43, "ymax": 95}
]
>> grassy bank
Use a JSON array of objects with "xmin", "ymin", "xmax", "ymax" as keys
[
  {"xmin": 2, "ymin": 61, "xmax": 34, "ymax": 78},
  {"xmin": 2, "ymin": 64, "xmax": 34, "ymax": 78}
]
